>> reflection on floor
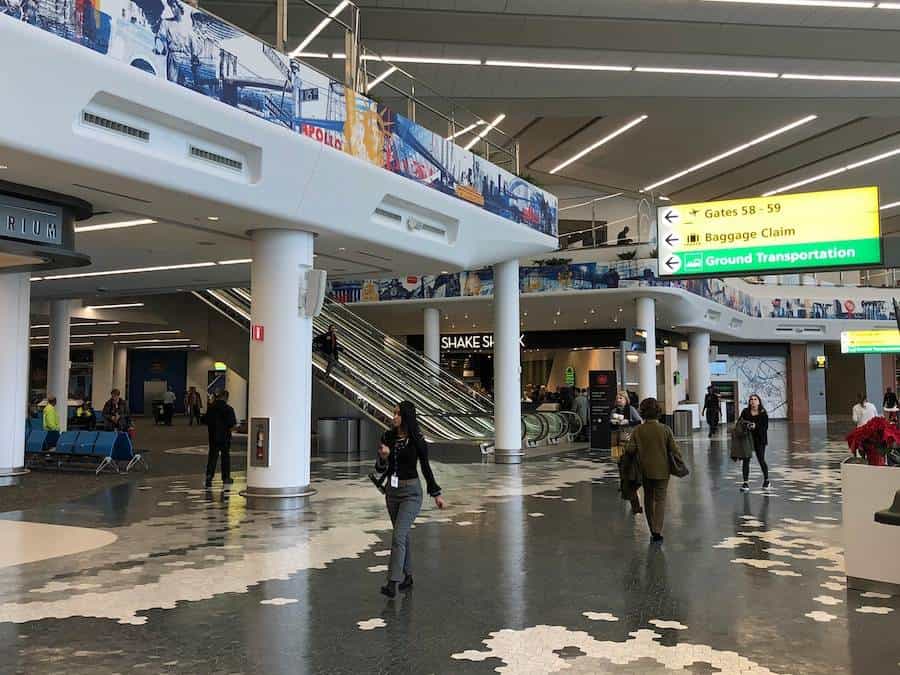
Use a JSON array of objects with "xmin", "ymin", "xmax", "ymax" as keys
[{"xmin": 0, "ymin": 422, "xmax": 898, "ymax": 674}]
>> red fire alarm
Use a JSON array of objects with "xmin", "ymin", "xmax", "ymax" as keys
[{"xmin": 251, "ymin": 324, "xmax": 265, "ymax": 342}]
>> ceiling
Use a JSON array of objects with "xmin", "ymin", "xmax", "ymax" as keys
[{"xmin": 16, "ymin": 0, "xmax": 900, "ymax": 301}]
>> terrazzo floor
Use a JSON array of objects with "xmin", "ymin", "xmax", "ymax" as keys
[{"xmin": 0, "ymin": 421, "xmax": 897, "ymax": 674}]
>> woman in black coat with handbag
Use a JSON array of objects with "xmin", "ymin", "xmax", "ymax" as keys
[{"xmin": 738, "ymin": 394, "xmax": 770, "ymax": 492}]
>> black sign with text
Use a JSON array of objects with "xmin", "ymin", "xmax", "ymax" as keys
[{"xmin": 589, "ymin": 370, "xmax": 617, "ymax": 450}]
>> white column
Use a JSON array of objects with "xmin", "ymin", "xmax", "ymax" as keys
[
  {"xmin": 423, "ymin": 307, "xmax": 440, "ymax": 373},
  {"xmin": 493, "ymin": 259, "xmax": 522, "ymax": 464},
  {"xmin": 47, "ymin": 299, "xmax": 73, "ymax": 431},
  {"xmin": 0, "ymin": 273, "xmax": 31, "ymax": 481},
  {"xmin": 91, "ymin": 341, "xmax": 115, "ymax": 405},
  {"xmin": 635, "ymin": 296, "xmax": 657, "ymax": 403},
  {"xmin": 112, "ymin": 345, "xmax": 128, "ymax": 395},
  {"xmin": 688, "ymin": 331, "xmax": 711, "ymax": 411},
  {"xmin": 245, "ymin": 229, "xmax": 315, "ymax": 508}
]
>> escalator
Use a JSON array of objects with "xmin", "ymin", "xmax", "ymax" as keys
[{"xmin": 193, "ymin": 288, "xmax": 581, "ymax": 445}]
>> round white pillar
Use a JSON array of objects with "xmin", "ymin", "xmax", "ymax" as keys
[
  {"xmin": 635, "ymin": 296, "xmax": 657, "ymax": 403},
  {"xmin": 423, "ymin": 307, "xmax": 440, "ymax": 373},
  {"xmin": 112, "ymin": 345, "xmax": 128, "ymax": 396},
  {"xmin": 0, "ymin": 273, "xmax": 31, "ymax": 482},
  {"xmin": 91, "ymin": 341, "xmax": 115, "ymax": 406},
  {"xmin": 244, "ymin": 229, "xmax": 315, "ymax": 509},
  {"xmin": 688, "ymin": 331, "xmax": 711, "ymax": 412},
  {"xmin": 48, "ymin": 299, "xmax": 73, "ymax": 431},
  {"xmin": 493, "ymin": 259, "xmax": 523, "ymax": 464}
]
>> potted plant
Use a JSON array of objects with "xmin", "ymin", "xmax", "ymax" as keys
[{"xmin": 846, "ymin": 417, "xmax": 900, "ymax": 466}]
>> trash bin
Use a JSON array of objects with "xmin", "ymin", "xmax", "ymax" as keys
[
  {"xmin": 673, "ymin": 410, "xmax": 692, "ymax": 438},
  {"xmin": 317, "ymin": 417, "xmax": 360, "ymax": 453}
]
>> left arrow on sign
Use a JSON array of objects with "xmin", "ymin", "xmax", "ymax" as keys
[
  {"xmin": 664, "ymin": 210, "xmax": 678, "ymax": 224},
  {"xmin": 664, "ymin": 233, "xmax": 679, "ymax": 247}
]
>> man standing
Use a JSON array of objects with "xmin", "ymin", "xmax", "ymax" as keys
[
  {"xmin": 43, "ymin": 396, "xmax": 60, "ymax": 432},
  {"xmin": 102, "ymin": 389, "xmax": 129, "ymax": 432},
  {"xmin": 162, "ymin": 386, "xmax": 177, "ymax": 426},
  {"xmin": 314, "ymin": 324, "xmax": 342, "ymax": 378},
  {"xmin": 205, "ymin": 390, "xmax": 237, "ymax": 488},
  {"xmin": 573, "ymin": 388, "xmax": 589, "ymax": 442},
  {"xmin": 185, "ymin": 386, "xmax": 203, "ymax": 426},
  {"xmin": 702, "ymin": 385, "xmax": 721, "ymax": 438}
]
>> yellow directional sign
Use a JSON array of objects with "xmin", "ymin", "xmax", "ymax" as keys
[
  {"xmin": 657, "ymin": 186, "xmax": 881, "ymax": 277},
  {"xmin": 841, "ymin": 329, "xmax": 900, "ymax": 354}
]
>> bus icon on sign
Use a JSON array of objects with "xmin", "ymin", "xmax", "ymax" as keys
[{"xmin": 684, "ymin": 253, "xmax": 704, "ymax": 271}]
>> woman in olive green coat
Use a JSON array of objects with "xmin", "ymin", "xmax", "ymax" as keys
[{"xmin": 625, "ymin": 397, "xmax": 685, "ymax": 543}]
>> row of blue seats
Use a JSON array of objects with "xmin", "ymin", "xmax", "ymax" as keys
[{"xmin": 25, "ymin": 430, "xmax": 135, "ymax": 462}]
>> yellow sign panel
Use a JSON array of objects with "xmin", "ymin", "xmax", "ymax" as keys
[
  {"xmin": 841, "ymin": 329, "xmax": 900, "ymax": 354},
  {"xmin": 658, "ymin": 186, "xmax": 881, "ymax": 277}
]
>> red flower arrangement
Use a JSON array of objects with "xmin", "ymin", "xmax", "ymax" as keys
[{"xmin": 846, "ymin": 416, "xmax": 900, "ymax": 466}]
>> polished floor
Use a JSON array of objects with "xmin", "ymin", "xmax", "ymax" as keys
[{"xmin": 0, "ymin": 421, "xmax": 897, "ymax": 674}]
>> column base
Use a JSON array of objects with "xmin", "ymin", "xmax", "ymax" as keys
[
  {"xmin": 0, "ymin": 466, "xmax": 29, "ymax": 486},
  {"xmin": 494, "ymin": 448, "xmax": 524, "ymax": 464},
  {"xmin": 240, "ymin": 485, "xmax": 317, "ymax": 510}
]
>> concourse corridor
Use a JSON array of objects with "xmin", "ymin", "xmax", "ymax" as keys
[{"xmin": 0, "ymin": 422, "xmax": 896, "ymax": 674}]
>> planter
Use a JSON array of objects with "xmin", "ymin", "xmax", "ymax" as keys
[{"xmin": 842, "ymin": 459, "xmax": 900, "ymax": 593}]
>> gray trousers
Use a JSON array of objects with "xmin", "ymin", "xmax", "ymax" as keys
[{"xmin": 385, "ymin": 481, "xmax": 423, "ymax": 582}]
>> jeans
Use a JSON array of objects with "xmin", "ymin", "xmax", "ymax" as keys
[{"xmin": 385, "ymin": 481, "xmax": 423, "ymax": 582}]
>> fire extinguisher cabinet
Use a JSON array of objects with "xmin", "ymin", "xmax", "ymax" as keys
[{"xmin": 317, "ymin": 417, "xmax": 360, "ymax": 454}]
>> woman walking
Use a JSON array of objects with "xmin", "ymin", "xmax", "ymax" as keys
[
  {"xmin": 625, "ymin": 398, "xmax": 685, "ymax": 543},
  {"xmin": 376, "ymin": 401, "xmax": 445, "ymax": 598},
  {"xmin": 738, "ymin": 394, "xmax": 770, "ymax": 492}
]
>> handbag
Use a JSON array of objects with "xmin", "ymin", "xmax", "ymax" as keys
[
  {"xmin": 668, "ymin": 447, "xmax": 689, "ymax": 478},
  {"xmin": 730, "ymin": 421, "xmax": 754, "ymax": 461}
]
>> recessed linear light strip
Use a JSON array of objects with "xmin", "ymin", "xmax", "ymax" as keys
[
  {"xmin": 559, "ymin": 193, "xmax": 624, "ymax": 211},
  {"xmin": 85, "ymin": 302, "xmax": 144, "ymax": 310},
  {"xmin": 550, "ymin": 115, "xmax": 648, "ymax": 175},
  {"xmin": 366, "ymin": 66, "xmax": 397, "ymax": 92},
  {"xmin": 643, "ymin": 115, "xmax": 818, "ymax": 191},
  {"xmin": 881, "ymin": 200, "xmax": 900, "ymax": 210},
  {"xmin": 463, "ymin": 114, "xmax": 506, "ymax": 151},
  {"xmin": 75, "ymin": 218, "xmax": 156, "ymax": 233},
  {"xmin": 446, "ymin": 121, "xmax": 484, "ymax": 141},
  {"xmin": 703, "ymin": 0, "xmax": 876, "ymax": 7},
  {"xmin": 114, "ymin": 338, "xmax": 192, "ymax": 344},
  {"xmin": 33, "ymin": 259, "xmax": 251, "ymax": 282},
  {"xmin": 326, "ymin": 54, "xmax": 900, "ymax": 83},
  {"xmin": 763, "ymin": 146, "xmax": 900, "ymax": 196},
  {"xmin": 31, "ymin": 330, "xmax": 182, "ymax": 339},
  {"xmin": 288, "ymin": 0, "xmax": 350, "ymax": 58},
  {"xmin": 130, "ymin": 344, "xmax": 200, "ymax": 350}
]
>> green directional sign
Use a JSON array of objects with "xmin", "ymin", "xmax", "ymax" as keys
[{"xmin": 657, "ymin": 186, "xmax": 882, "ymax": 278}]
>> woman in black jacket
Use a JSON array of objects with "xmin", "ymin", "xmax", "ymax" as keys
[
  {"xmin": 738, "ymin": 394, "xmax": 770, "ymax": 492},
  {"xmin": 376, "ymin": 400, "xmax": 446, "ymax": 598}
]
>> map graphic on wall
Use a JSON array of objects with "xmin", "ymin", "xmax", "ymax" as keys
[{"xmin": 1, "ymin": 0, "xmax": 557, "ymax": 236}]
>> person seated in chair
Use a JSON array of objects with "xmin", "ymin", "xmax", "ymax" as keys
[{"xmin": 73, "ymin": 400, "xmax": 96, "ymax": 430}]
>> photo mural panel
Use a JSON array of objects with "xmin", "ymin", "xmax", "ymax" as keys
[
  {"xmin": 1, "ymin": 0, "xmax": 557, "ymax": 236},
  {"xmin": 716, "ymin": 356, "xmax": 788, "ymax": 420},
  {"xmin": 328, "ymin": 259, "xmax": 896, "ymax": 324}
]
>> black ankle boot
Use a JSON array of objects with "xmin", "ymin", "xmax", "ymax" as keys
[
  {"xmin": 399, "ymin": 574, "xmax": 413, "ymax": 591},
  {"xmin": 380, "ymin": 581, "xmax": 398, "ymax": 598}
]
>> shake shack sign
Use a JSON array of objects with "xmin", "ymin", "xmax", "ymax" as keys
[
  {"xmin": 1, "ymin": 195, "xmax": 63, "ymax": 247},
  {"xmin": 441, "ymin": 333, "xmax": 525, "ymax": 352}
]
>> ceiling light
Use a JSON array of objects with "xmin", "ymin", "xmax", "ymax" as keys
[
  {"xmin": 643, "ymin": 115, "xmax": 817, "ymax": 191},
  {"xmin": 879, "ymin": 2, "xmax": 900, "ymax": 6},
  {"xmin": 485, "ymin": 59, "xmax": 630, "ymax": 72},
  {"xmin": 40, "ymin": 262, "xmax": 217, "ymax": 281},
  {"xmin": 782, "ymin": 73, "xmax": 900, "ymax": 83},
  {"xmin": 446, "ymin": 121, "xmax": 485, "ymax": 140},
  {"xmin": 217, "ymin": 258, "xmax": 252, "ymax": 265},
  {"xmin": 289, "ymin": 0, "xmax": 350, "ymax": 57},
  {"xmin": 361, "ymin": 55, "xmax": 481, "ymax": 65},
  {"xmin": 635, "ymin": 67, "xmax": 778, "ymax": 78},
  {"xmin": 550, "ymin": 115, "xmax": 647, "ymax": 174},
  {"xmin": 590, "ymin": 309, "xmax": 595, "ymax": 314},
  {"xmin": 583, "ymin": 319, "xmax": 588, "ymax": 324},
  {"xmin": 292, "ymin": 52, "xmax": 329, "ymax": 59},
  {"xmin": 366, "ymin": 66, "xmax": 397, "ymax": 92},
  {"xmin": 84, "ymin": 302, "xmax": 144, "ymax": 310},
  {"xmin": 762, "ymin": 145, "xmax": 900, "ymax": 195},
  {"xmin": 703, "ymin": 0, "xmax": 874, "ymax": 6},
  {"xmin": 114, "ymin": 338, "xmax": 191, "ymax": 344},
  {"xmin": 131, "ymin": 344, "xmax": 200, "ymax": 350},
  {"xmin": 108, "ymin": 330, "xmax": 181, "ymax": 337},
  {"xmin": 207, "ymin": 216, "xmax": 220, "ymax": 221},
  {"xmin": 0, "ymin": 164, "xmax": 7, "ymax": 170},
  {"xmin": 880, "ymin": 200, "xmax": 900, "ymax": 210},
  {"xmin": 618, "ymin": 308, "xmax": 624, "ymax": 312},
  {"xmin": 75, "ymin": 218, "xmax": 156, "ymax": 233},
  {"xmin": 463, "ymin": 114, "xmax": 506, "ymax": 151},
  {"xmin": 559, "ymin": 193, "xmax": 624, "ymax": 211}
]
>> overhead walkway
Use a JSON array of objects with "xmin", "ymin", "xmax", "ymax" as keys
[{"xmin": 194, "ymin": 289, "xmax": 581, "ymax": 445}]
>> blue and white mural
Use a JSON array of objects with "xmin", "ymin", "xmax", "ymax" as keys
[{"xmin": 1, "ymin": 0, "xmax": 557, "ymax": 236}]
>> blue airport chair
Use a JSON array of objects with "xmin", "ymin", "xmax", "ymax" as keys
[
  {"xmin": 75, "ymin": 432, "xmax": 99, "ymax": 455},
  {"xmin": 25, "ymin": 431, "xmax": 48, "ymax": 454},
  {"xmin": 55, "ymin": 432, "xmax": 79, "ymax": 455},
  {"xmin": 93, "ymin": 432, "xmax": 119, "ymax": 474}
]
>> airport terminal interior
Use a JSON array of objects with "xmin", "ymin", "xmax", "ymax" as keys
[{"xmin": 2, "ymin": 0, "xmax": 900, "ymax": 673}]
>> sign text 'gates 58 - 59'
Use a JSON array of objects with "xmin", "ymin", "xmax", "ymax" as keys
[{"xmin": 657, "ymin": 186, "xmax": 882, "ymax": 278}]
